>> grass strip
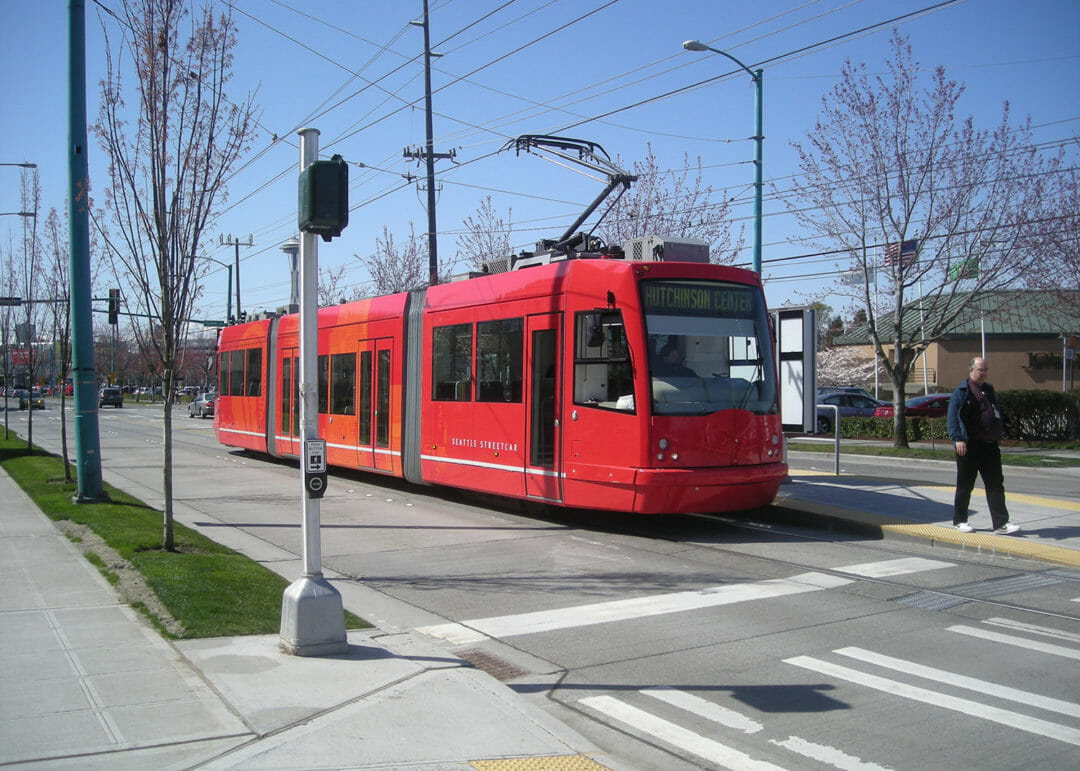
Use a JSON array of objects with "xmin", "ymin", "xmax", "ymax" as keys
[
  {"xmin": 0, "ymin": 435, "xmax": 369, "ymax": 638},
  {"xmin": 786, "ymin": 439, "xmax": 1080, "ymax": 467}
]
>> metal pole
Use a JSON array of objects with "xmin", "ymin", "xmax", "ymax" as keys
[
  {"xmin": 279, "ymin": 127, "xmax": 347, "ymax": 657},
  {"xmin": 298, "ymin": 130, "xmax": 321, "ymax": 577},
  {"xmin": 682, "ymin": 41, "xmax": 763, "ymax": 274},
  {"xmin": 233, "ymin": 239, "xmax": 242, "ymax": 320},
  {"xmin": 752, "ymin": 68, "xmax": 763, "ymax": 275},
  {"xmin": 67, "ymin": 0, "xmax": 103, "ymax": 501},
  {"xmin": 421, "ymin": 0, "xmax": 439, "ymax": 285},
  {"xmin": 224, "ymin": 264, "xmax": 232, "ymax": 323}
]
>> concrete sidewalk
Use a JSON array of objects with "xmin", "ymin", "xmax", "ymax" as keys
[
  {"xmin": 0, "ymin": 467, "xmax": 606, "ymax": 770},
  {"xmin": 780, "ymin": 451, "xmax": 1080, "ymax": 569}
]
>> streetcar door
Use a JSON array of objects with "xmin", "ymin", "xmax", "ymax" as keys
[
  {"xmin": 525, "ymin": 313, "xmax": 561, "ymax": 502},
  {"xmin": 355, "ymin": 343, "xmax": 374, "ymax": 468},
  {"xmin": 356, "ymin": 338, "xmax": 394, "ymax": 472},
  {"xmin": 279, "ymin": 348, "xmax": 300, "ymax": 457}
]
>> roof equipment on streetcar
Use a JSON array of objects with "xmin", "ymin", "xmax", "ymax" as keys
[{"xmin": 478, "ymin": 136, "xmax": 710, "ymax": 275}]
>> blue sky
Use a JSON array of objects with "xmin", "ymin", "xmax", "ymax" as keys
[{"xmin": 2, "ymin": 0, "xmax": 1077, "ymax": 325}]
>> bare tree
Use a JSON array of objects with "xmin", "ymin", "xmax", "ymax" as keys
[
  {"xmin": 357, "ymin": 223, "xmax": 453, "ymax": 296},
  {"xmin": 15, "ymin": 168, "xmax": 43, "ymax": 449},
  {"xmin": 95, "ymin": 0, "xmax": 256, "ymax": 549},
  {"xmin": 318, "ymin": 263, "xmax": 356, "ymax": 307},
  {"xmin": 1, "ymin": 236, "xmax": 19, "ymax": 439},
  {"xmin": 598, "ymin": 144, "xmax": 744, "ymax": 263},
  {"xmin": 789, "ymin": 31, "xmax": 1057, "ymax": 447},
  {"xmin": 455, "ymin": 195, "xmax": 513, "ymax": 271},
  {"xmin": 41, "ymin": 208, "xmax": 74, "ymax": 479},
  {"xmin": 1027, "ymin": 138, "xmax": 1080, "ymax": 317}
]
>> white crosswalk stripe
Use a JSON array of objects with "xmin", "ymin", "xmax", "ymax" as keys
[
  {"xmin": 834, "ymin": 646, "xmax": 1080, "ymax": 719},
  {"xmin": 579, "ymin": 695, "xmax": 788, "ymax": 771},
  {"xmin": 949, "ymin": 624, "xmax": 1080, "ymax": 660},
  {"xmin": 419, "ymin": 558, "xmax": 951, "ymax": 644},
  {"xmin": 784, "ymin": 654, "xmax": 1080, "ymax": 746},
  {"xmin": 581, "ymin": 689, "xmax": 890, "ymax": 770}
]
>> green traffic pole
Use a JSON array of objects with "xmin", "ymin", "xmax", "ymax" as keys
[
  {"xmin": 752, "ymin": 68, "xmax": 763, "ymax": 276},
  {"xmin": 68, "ymin": 0, "xmax": 104, "ymax": 501}
]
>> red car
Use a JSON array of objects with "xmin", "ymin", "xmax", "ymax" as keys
[{"xmin": 873, "ymin": 393, "xmax": 950, "ymax": 418}]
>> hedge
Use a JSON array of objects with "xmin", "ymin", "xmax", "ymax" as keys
[{"xmin": 835, "ymin": 390, "xmax": 1080, "ymax": 442}]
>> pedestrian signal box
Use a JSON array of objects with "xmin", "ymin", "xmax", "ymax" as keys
[
  {"xmin": 299, "ymin": 154, "xmax": 349, "ymax": 242},
  {"xmin": 303, "ymin": 438, "xmax": 328, "ymax": 499}
]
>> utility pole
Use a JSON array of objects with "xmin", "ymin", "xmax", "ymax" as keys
[
  {"xmin": 404, "ymin": 0, "xmax": 454, "ymax": 286},
  {"xmin": 67, "ymin": 0, "xmax": 104, "ymax": 501},
  {"xmin": 219, "ymin": 234, "xmax": 253, "ymax": 321}
]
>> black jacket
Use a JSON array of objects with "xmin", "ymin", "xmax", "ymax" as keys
[{"xmin": 946, "ymin": 380, "xmax": 1002, "ymax": 443}]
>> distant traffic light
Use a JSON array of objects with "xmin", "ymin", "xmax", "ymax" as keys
[{"xmin": 108, "ymin": 288, "xmax": 119, "ymax": 324}]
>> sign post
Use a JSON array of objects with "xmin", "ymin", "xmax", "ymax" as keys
[{"xmin": 279, "ymin": 127, "xmax": 348, "ymax": 657}]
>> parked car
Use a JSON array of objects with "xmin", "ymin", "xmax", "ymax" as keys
[
  {"xmin": 873, "ymin": 393, "xmax": 951, "ymax": 419},
  {"xmin": 188, "ymin": 392, "xmax": 215, "ymax": 418},
  {"xmin": 816, "ymin": 392, "xmax": 889, "ymax": 434},
  {"xmin": 817, "ymin": 385, "xmax": 877, "ymax": 401},
  {"xmin": 99, "ymin": 387, "xmax": 123, "ymax": 408}
]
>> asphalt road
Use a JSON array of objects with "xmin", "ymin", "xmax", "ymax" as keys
[{"xmin": 10, "ymin": 404, "xmax": 1080, "ymax": 770}]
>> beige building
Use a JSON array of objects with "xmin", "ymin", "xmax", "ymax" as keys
[{"xmin": 834, "ymin": 290, "xmax": 1078, "ymax": 393}]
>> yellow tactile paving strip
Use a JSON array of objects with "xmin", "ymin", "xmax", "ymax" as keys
[{"xmin": 471, "ymin": 756, "xmax": 611, "ymax": 770}]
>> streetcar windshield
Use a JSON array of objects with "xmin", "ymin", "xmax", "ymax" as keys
[{"xmin": 642, "ymin": 280, "xmax": 777, "ymax": 416}]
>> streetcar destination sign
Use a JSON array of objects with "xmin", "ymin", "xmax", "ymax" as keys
[{"xmin": 642, "ymin": 282, "xmax": 755, "ymax": 317}]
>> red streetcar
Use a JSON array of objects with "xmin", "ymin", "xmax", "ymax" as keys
[{"xmin": 214, "ymin": 235, "xmax": 786, "ymax": 515}]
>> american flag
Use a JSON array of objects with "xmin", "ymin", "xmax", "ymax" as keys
[{"xmin": 883, "ymin": 239, "xmax": 918, "ymax": 267}]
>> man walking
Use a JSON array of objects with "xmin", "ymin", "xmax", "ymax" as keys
[{"xmin": 946, "ymin": 357, "xmax": 1019, "ymax": 534}]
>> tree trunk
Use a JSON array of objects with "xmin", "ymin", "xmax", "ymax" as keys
[{"xmin": 162, "ymin": 391, "xmax": 175, "ymax": 551}]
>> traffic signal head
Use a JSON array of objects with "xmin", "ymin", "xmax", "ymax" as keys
[
  {"xmin": 298, "ymin": 154, "xmax": 349, "ymax": 242},
  {"xmin": 108, "ymin": 288, "xmax": 119, "ymax": 325}
]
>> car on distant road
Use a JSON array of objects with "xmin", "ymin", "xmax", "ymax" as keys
[
  {"xmin": 873, "ymin": 393, "xmax": 951, "ymax": 419},
  {"xmin": 816, "ymin": 392, "xmax": 889, "ymax": 434},
  {"xmin": 28, "ymin": 389, "xmax": 45, "ymax": 409},
  {"xmin": 188, "ymin": 392, "xmax": 215, "ymax": 419},
  {"xmin": 12, "ymin": 388, "xmax": 30, "ymax": 409},
  {"xmin": 99, "ymin": 387, "xmax": 123, "ymax": 408}
]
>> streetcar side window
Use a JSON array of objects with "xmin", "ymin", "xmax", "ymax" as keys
[
  {"xmin": 476, "ymin": 318, "xmax": 523, "ymax": 403},
  {"xmin": 228, "ymin": 350, "xmax": 244, "ymax": 396},
  {"xmin": 330, "ymin": 352, "xmax": 356, "ymax": 415},
  {"xmin": 218, "ymin": 352, "xmax": 228, "ymax": 394},
  {"xmin": 432, "ymin": 323, "xmax": 472, "ymax": 401},
  {"xmin": 317, "ymin": 354, "xmax": 329, "ymax": 414},
  {"xmin": 246, "ymin": 348, "xmax": 262, "ymax": 396},
  {"xmin": 573, "ymin": 310, "xmax": 634, "ymax": 411},
  {"xmin": 280, "ymin": 357, "xmax": 291, "ymax": 434}
]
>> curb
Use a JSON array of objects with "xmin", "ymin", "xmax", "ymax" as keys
[{"xmin": 773, "ymin": 496, "xmax": 1080, "ymax": 569}]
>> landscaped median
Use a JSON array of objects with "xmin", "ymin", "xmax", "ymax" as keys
[{"xmin": 0, "ymin": 432, "xmax": 368, "ymax": 638}]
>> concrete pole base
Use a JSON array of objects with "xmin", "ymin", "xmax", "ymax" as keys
[{"xmin": 279, "ymin": 574, "xmax": 348, "ymax": 657}]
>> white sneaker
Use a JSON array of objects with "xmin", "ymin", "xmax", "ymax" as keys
[
  {"xmin": 955, "ymin": 522, "xmax": 974, "ymax": 533},
  {"xmin": 994, "ymin": 524, "xmax": 1020, "ymax": 535}
]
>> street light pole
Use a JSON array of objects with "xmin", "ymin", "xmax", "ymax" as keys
[
  {"xmin": 683, "ymin": 40, "xmax": 764, "ymax": 275},
  {"xmin": 203, "ymin": 256, "xmax": 233, "ymax": 322}
]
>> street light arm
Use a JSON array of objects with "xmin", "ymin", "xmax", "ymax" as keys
[
  {"xmin": 682, "ymin": 39, "xmax": 764, "ymax": 275},
  {"xmin": 683, "ymin": 40, "xmax": 759, "ymax": 81}
]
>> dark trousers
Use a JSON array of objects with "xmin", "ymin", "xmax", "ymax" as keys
[{"xmin": 953, "ymin": 440, "xmax": 1010, "ymax": 529}]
